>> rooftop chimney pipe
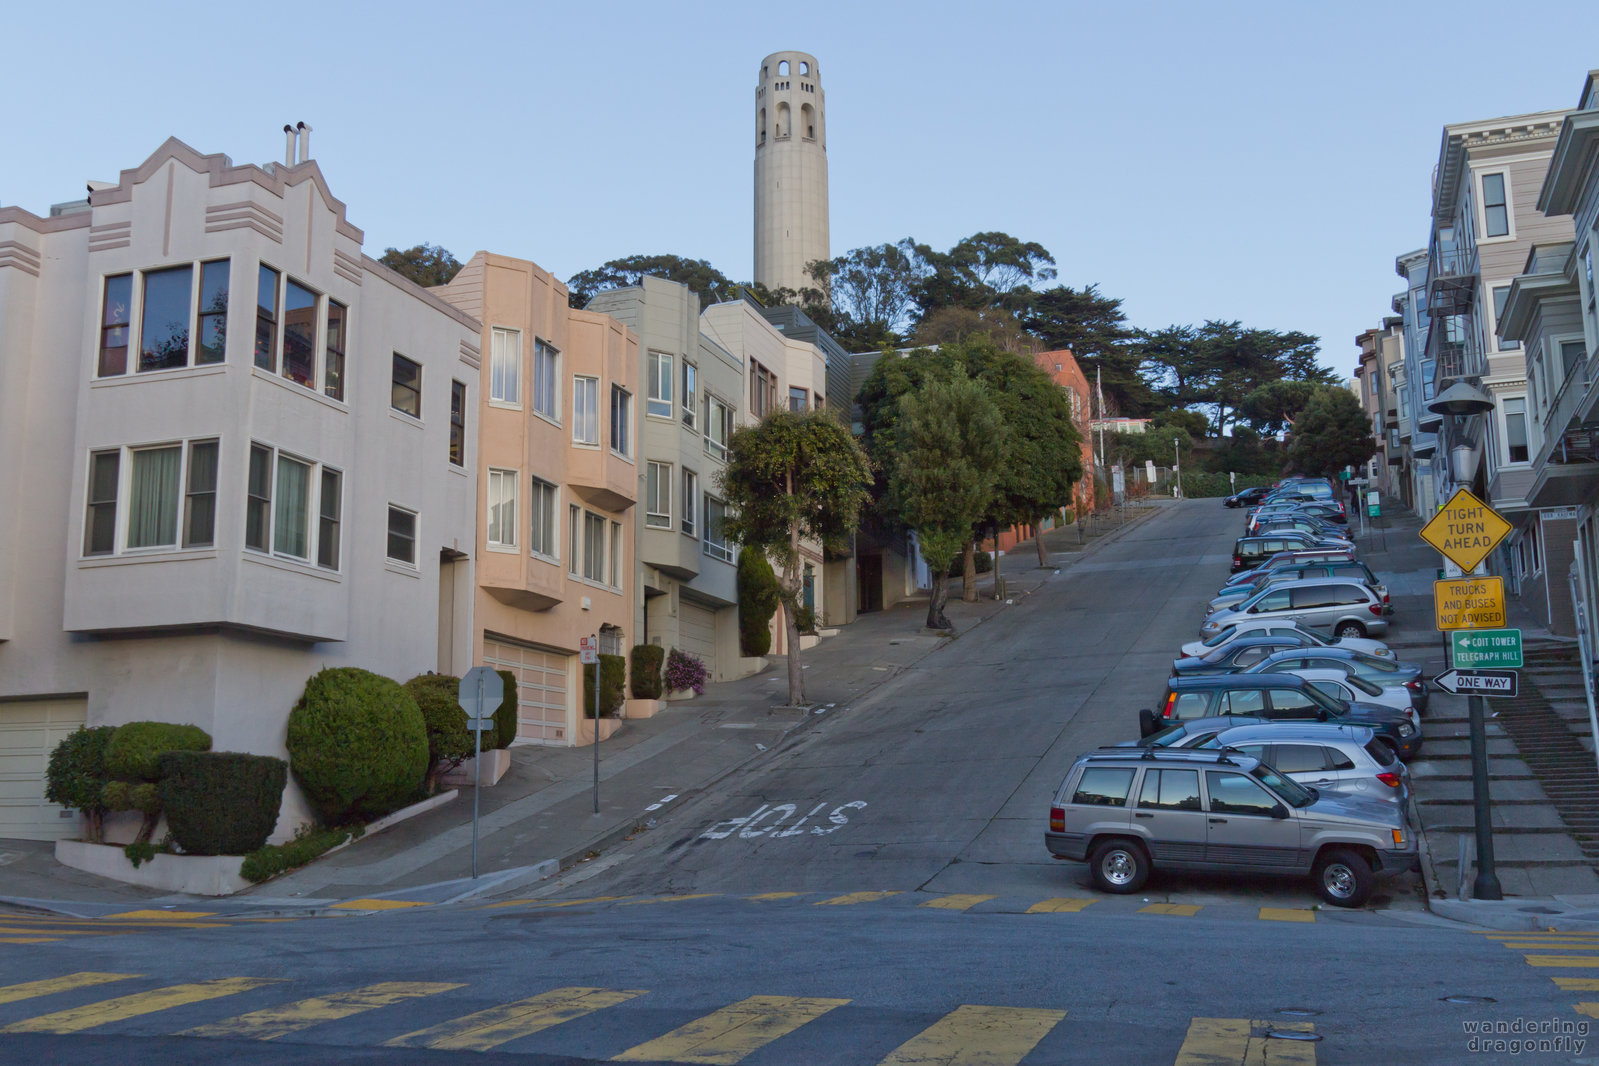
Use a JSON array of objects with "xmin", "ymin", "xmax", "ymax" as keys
[
  {"xmin": 296, "ymin": 122, "xmax": 311, "ymax": 164},
  {"xmin": 284, "ymin": 125, "xmax": 295, "ymax": 166}
]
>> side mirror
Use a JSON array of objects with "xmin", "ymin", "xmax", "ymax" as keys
[
  {"xmin": 1138, "ymin": 708, "xmax": 1157, "ymax": 737},
  {"xmin": 1271, "ymin": 804, "xmax": 1290, "ymax": 819},
  {"xmin": 1316, "ymin": 708, "xmax": 1330, "ymax": 721}
]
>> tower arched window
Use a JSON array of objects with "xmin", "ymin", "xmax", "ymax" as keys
[
  {"xmin": 776, "ymin": 102, "xmax": 790, "ymax": 139},
  {"xmin": 759, "ymin": 107, "xmax": 766, "ymax": 145},
  {"xmin": 778, "ymin": 60, "xmax": 789, "ymax": 76},
  {"xmin": 799, "ymin": 61, "xmax": 809, "ymax": 75},
  {"xmin": 801, "ymin": 103, "xmax": 815, "ymax": 141}
]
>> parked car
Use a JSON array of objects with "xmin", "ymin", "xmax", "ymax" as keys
[
  {"xmin": 1122, "ymin": 715, "xmax": 1273, "ymax": 749},
  {"xmin": 1139, "ymin": 674, "xmax": 1421, "ymax": 760},
  {"xmin": 1224, "ymin": 486, "xmax": 1270, "ymax": 508},
  {"xmin": 1180, "ymin": 620, "xmax": 1393, "ymax": 660},
  {"xmin": 1299, "ymin": 501, "xmax": 1348, "ymax": 526},
  {"xmin": 1242, "ymin": 647, "xmax": 1428, "ymax": 714},
  {"xmin": 1203, "ymin": 578, "xmax": 1389, "ymax": 639},
  {"xmin": 1170, "ymin": 636, "xmax": 1310, "ymax": 678},
  {"xmin": 1291, "ymin": 669, "xmax": 1415, "ymax": 717},
  {"xmin": 1232, "ymin": 534, "xmax": 1348, "ymax": 572},
  {"xmin": 1045, "ymin": 746, "xmax": 1417, "ymax": 906},
  {"xmin": 1251, "ymin": 517, "xmax": 1353, "ymax": 543},
  {"xmin": 1192, "ymin": 724, "xmax": 1412, "ymax": 808},
  {"xmin": 1214, "ymin": 561, "xmax": 1389, "ymax": 614},
  {"xmin": 1219, "ymin": 548, "xmax": 1360, "ymax": 588}
]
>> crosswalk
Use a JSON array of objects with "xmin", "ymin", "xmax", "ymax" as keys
[
  {"xmin": 1483, "ymin": 928, "xmax": 1599, "ymax": 1020},
  {"xmin": 0, "ymin": 910, "xmax": 244, "ymax": 946},
  {"xmin": 0, "ymin": 970, "xmax": 1320, "ymax": 1063}
]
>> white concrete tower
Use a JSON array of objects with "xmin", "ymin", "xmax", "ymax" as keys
[{"xmin": 753, "ymin": 50, "xmax": 829, "ymax": 296}]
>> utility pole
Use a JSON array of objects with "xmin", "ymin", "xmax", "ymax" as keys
[{"xmin": 1173, "ymin": 438, "xmax": 1182, "ymax": 499}]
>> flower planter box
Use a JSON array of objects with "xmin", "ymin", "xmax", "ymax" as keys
[
  {"xmin": 623, "ymin": 698, "xmax": 661, "ymax": 720},
  {"xmin": 664, "ymin": 689, "xmax": 697, "ymax": 703},
  {"xmin": 55, "ymin": 839, "xmax": 249, "ymax": 897},
  {"xmin": 438, "ymin": 747, "xmax": 512, "ymax": 789},
  {"xmin": 574, "ymin": 716, "xmax": 624, "ymax": 746}
]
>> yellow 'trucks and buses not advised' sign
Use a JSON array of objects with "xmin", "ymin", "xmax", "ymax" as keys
[
  {"xmin": 1419, "ymin": 488, "xmax": 1512, "ymax": 573},
  {"xmin": 1434, "ymin": 576, "xmax": 1507, "ymax": 631}
]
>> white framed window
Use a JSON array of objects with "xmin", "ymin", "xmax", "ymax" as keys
[
  {"xmin": 682, "ymin": 361, "xmax": 697, "ymax": 428},
  {"xmin": 1480, "ymin": 172, "xmax": 1511, "ymax": 239},
  {"xmin": 568, "ymin": 504, "xmax": 581, "ymax": 575},
  {"xmin": 646, "ymin": 461, "xmax": 671, "ymax": 528},
  {"xmin": 610, "ymin": 384, "xmax": 632, "ymax": 458},
  {"xmin": 97, "ymin": 259, "xmax": 231, "ymax": 378},
  {"xmin": 1503, "ymin": 397, "xmax": 1529, "ymax": 464},
  {"xmin": 246, "ymin": 265, "xmax": 345, "ymax": 398},
  {"xmin": 789, "ymin": 386, "xmax": 808, "ymax": 412},
  {"xmin": 530, "ymin": 477, "xmax": 557, "ymax": 561},
  {"xmin": 704, "ymin": 494, "xmax": 733, "ymax": 563},
  {"xmin": 1491, "ymin": 285, "xmax": 1519, "ymax": 351},
  {"xmin": 487, "ymin": 468, "xmax": 518, "ymax": 549},
  {"xmin": 573, "ymin": 376, "xmax": 599, "ymax": 445},
  {"xmin": 583, "ymin": 511, "xmax": 606, "ymax": 583},
  {"xmin": 648, "ymin": 351, "xmax": 673, "ymax": 418},
  {"xmin": 244, "ymin": 442, "xmax": 342, "ymax": 569},
  {"xmin": 387, "ymin": 505, "xmax": 418, "ymax": 567},
  {"xmin": 490, "ymin": 327, "xmax": 522, "ymax": 406},
  {"xmin": 392, "ymin": 353, "xmax": 422, "ymax": 418},
  {"xmin": 682, "ymin": 469, "xmax": 698, "ymax": 536},
  {"xmin": 82, "ymin": 439, "xmax": 222, "ymax": 557},
  {"xmin": 705, "ymin": 394, "xmax": 733, "ymax": 462},
  {"xmin": 1560, "ymin": 338, "xmax": 1588, "ymax": 386},
  {"xmin": 533, "ymin": 338, "xmax": 559, "ymax": 422},
  {"xmin": 450, "ymin": 380, "xmax": 468, "ymax": 466}
]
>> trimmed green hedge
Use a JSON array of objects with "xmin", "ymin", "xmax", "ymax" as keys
[
  {"xmin": 737, "ymin": 550, "xmax": 780, "ymax": 657},
  {"xmin": 285, "ymin": 667, "xmax": 428, "ymax": 825},
  {"xmin": 582, "ymin": 654, "xmax": 627, "ymax": 719},
  {"xmin": 493, "ymin": 669, "xmax": 518, "ymax": 749},
  {"xmin": 241, "ymin": 825, "xmax": 357, "ymax": 883},
  {"xmin": 629, "ymin": 644, "xmax": 664, "ymax": 700},
  {"xmin": 1181, "ymin": 472, "xmax": 1278, "ymax": 498},
  {"xmin": 45, "ymin": 726, "xmax": 116, "ymax": 843},
  {"xmin": 158, "ymin": 751, "xmax": 287, "ymax": 856},
  {"xmin": 105, "ymin": 722, "xmax": 211, "ymax": 783},
  {"xmin": 402, "ymin": 674, "xmax": 473, "ymax": 792}
]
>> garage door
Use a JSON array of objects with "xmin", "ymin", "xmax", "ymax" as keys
[
  {"xmin": 0, "ymin": 697, "xmax": 88, "ymax": 841},
  {"xmin": 482, "ymin": 637, "xmax": 570, "ymax": 746},
  {"xmin": 678, "ymin": 601, "xmax": 718, "ymax": 678}
]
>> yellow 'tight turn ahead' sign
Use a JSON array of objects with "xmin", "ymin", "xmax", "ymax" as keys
[
  {"xmin": 1419, "ymin": 488, "xmax": 1512, "ymax": 573},
  {"xmin": 1434, "ymin": 576, "xmax": 1507, "ymax": 631}
]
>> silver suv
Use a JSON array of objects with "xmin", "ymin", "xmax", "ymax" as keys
[
  {"xmin": 1203, "ymin": 577, "xmax": 1389, "ymax": 640},
  {"xmin": 1045, "ymin": 747, "xmax": 1416, "ymax": 907}
]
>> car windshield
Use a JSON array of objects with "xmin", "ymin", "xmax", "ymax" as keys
[
  {"xmin": 1138, "ymin": 724, "xmax": 1189, "ymax": 747},
  {"xmin": 1298, "ymin": 628, "xmax": 1333, "ymax": 647},
  {"xmin": 1352, "ymin": 652, "xmax": 1398, "ymax": 673},
  {"xmin": 1251, "ymin": 764, "xmax": 1316, "ymax": 807},
  {"xmin": 1201, "ymin": 627, "xmax": 1237, "ymax": 648},
  {"xmin": 1347, "ymin": 675, "xmax": 1384, "ymax": 697}
]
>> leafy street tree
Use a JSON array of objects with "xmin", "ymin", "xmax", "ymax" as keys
[
  {"xmin": 1238, "ymin": 379, "xmax": 1332, "ymax": 434},
  {"xmin": 1136, "ymin": 320, "xmax": 1329, "ymax": 435},
  {"xmin": 855, "ymin": 346, "xmax": 963, "ymax": 524},
  {"xmin": 912, "ymin": 306, "xmax": 1035, "ymax": 354},
  {"xmin": 380, "ymin": 244, "xmax": 463, "ymax": 288},
  {"xmin": 889, "ymin": 377, "xmax": 1005, "ymax": 631},
  {"xmin": 1286, "ymin": 387, "xmax": 1376, "ymax": 477},
  {"xmin": 802, "ymin": 239, "xmax": 928, "ymax": 350},
  {"xmin": 1020, "ymin": 284, "xmax": 1155, "ymax": 417},
  {"xmin": 718, "ymin": 410, "xmax": 872, "ymax": 707},
  {"xmin": 566, "ymin": 254, "xmax": 740, "ymax": 311},
  {"xmin": 914, "ymin": 232, "xmax": 1057, "ymax": 317}
]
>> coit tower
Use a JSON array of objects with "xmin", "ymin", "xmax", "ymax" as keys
[{"xmin": 753, "ymin": 50, "xmax": 829, "ymax": 297}]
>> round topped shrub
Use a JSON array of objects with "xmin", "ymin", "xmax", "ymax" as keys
[
  {"xmin": 285, "ymin": 667, "xmax": 427, "ymax": 825},
  {"xmin": 402, "ymin": 673, "xmax": 473, "ymax": 793}
]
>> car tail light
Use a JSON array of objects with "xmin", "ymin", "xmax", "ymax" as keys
[
  {"xmin": 1405, "ymin": 678, "xmax": 1422, "ymax": 691},
  {"xmin": 1233, "ymin": 555, "xmax": 1243, "ymax": 569},
  {"xmin": 1049, "ymin": 806, "xmax": 1066, "ymax": 833},
  {"xmin": 1369, "ymin": 603, "xmax": 1383, "ymax": 616},
  {"xmin": 1163, "ymin": 692, "xmax": 1179, "ymax": 720},
  {"xmin": 1376, "ymin": 772, "xmax": 1402, "ymax": 789}
]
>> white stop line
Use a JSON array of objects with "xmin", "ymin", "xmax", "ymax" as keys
[{"xmin": 700, "ymin": 801, "xmax": 867, "ymax": 840}]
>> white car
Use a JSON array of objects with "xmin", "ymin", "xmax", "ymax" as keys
[{"xmin": 1180, "ymin": 620, "xmax": 1393, "ymax": 661}]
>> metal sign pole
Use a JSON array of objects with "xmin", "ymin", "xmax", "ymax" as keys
[
  {"xmin": 1572, "ymin": 547, "xmax": 1599, "ymax": 781},
  {"xmin": 472, "ymin": 672, "xmax": 482, "ymax": 879},
  {"xmin": 1468, "ymin": 691, "xmax": 1502, "ymax": 900},
  {"xmin": 592, "ymin": 636, "xmax": 601, "ymax": 815}
]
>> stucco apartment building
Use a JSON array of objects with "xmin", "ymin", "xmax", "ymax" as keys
[
  {"xmin": 436, "ymin": 254, "xmax": 636, "ymax": 745},
  {"xmin": 0, "ymin": 137, "xmax": 480, "ymax": 840}
]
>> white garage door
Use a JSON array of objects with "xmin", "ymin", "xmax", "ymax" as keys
[
  {"xmin": 482, "ymin": 637, "xmax": 570, "ymax": 746},
  {"xmin": 0, "ymin": 697, "xmax": 88, "ymax": 841},
  {"xmin": 678, "ymin": 601, "xmax": 718, "ymax": 677}
]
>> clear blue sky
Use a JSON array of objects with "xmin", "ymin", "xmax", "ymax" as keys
[{"xmin": 6, "ymin": 0, "xmax": 1595, "ymax": 379}]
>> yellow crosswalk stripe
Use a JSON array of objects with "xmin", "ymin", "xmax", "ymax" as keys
[
  {"xmin": 1, "ymin": 977, "xmax": 275, "ymax": 1034},
  {"xmin": 0, "ymin": 973, "xmax": 136, "ymax": 1006},
  {"xmin": 1026, "ymin": 898, "xmax": 1098, "ymax": 914},
  {"xmin": 480, "ymin": 896, "xmax": 628, "ymax": 910},
  {"xmin": 877, "ymin": 1004, "xmax": 1065, "ymax": 1065},
  {"xmin": 1575, "ymin": 1003, "xmax": 1599, "ymax": 1019},
  {"xmin": 746, "ymin": 892, "xmax": 805, "ymax": 901},
  {"xmin": 0, "ymin": 926, "xmax": 132, "ymax": 937},
  {"xmin": 919, "ymin": 895, "xmax": 995, "ymax": 912},
  {"xmin": 386, "ymin": 987, "xmax": 644, "ymax": 1050},
  {"xmin": 100, "ymin": 910, "xmax": 216, "ymax": 920},
  {"xmin": 1175, "ymin": 1017, "xmax": 1316, "ymax": 1065},
  {"xmin": 817, "ymin": 891, "xmax": 900, "ymax": 906},
  {"xmin": 330, "ymin": 899, "xmax": 431, "ymax": 911},
  {"xmin": 184, "ymin": 982, "xmax": 462, "ymax": 1040},
  {"xmin": 1140, "ymin": 904, "xmax": 1201, "ymax": 917},
  {"xmin": 1553, "ymin": 978, "xmax": 1599, "ymax": 990},
  {"xmin": 1483, "ymin": 934, "xmax": 1599, "ymax": 942},
  {"xmin": 1501, "ymin": 943, "xmax": 1599, "ymax": 951},
  {"xmin": 0, "ymin": 937, "xmax": 60, "ymax": 944},
  {"xmin": 1523, "ymin": 956, "xmax": 1599, "ymax": 968},
  {"xmin": 612, "ymin": 994, "xmax": 849, "ymax": 1064},
  {"xmin": 619, "ymin": 894, "xmax": 720, "ymax": 906},
  {"xmin": 1259, "ymin": 908, "xmax": 1315, "ymax": 923}
]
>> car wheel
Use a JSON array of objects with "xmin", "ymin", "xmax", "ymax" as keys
[
  {"xmin": 1335, "ymin": 620, "xmax": 1367, "ymax": 638},
  {"xmin": 1089, "ymin": 838, "xmax": 1149, "ymax": 894},
  {"xmin": 1313, "ymin": 847, "xmax": 1374, "ymax": 908}
]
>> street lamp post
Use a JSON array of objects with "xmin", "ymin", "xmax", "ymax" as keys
[{"xmin": 1173, "ymin": 438, "xmax": 1181, "ymax": 500}]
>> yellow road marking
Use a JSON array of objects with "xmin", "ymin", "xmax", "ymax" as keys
[
  {"xmin": 387, "ymin": 987, "xmax": 644, "ymax": 1050},
  {"xmin": 1523, "ymin": 956, "xmax": 1599, "ymax": 968},
  {"xmin": 1175, "ymin": 1017, "xmax": 1316, "ymax": 1065},
  {"xmin": 1, "ymin": 977, "xmax": 275, "ymax": 1034},
  {"xmin": 746, "ymin": 893, "xmax": 804, "ymax": 901},
  {"xmin": 186, "ymin": 981, "xmax": 461, "ymax": 1040},
  {"xmin": 330, "ymin": 899, "xmax": 431, "ymax": 911},
  {"xmin": 919, "ymin": 895, "xmax": 995, "ymax": 912},
  {"xmin": 816, "ymin": 891, "xmax": 900, "ymax": 906},
  {"xmin": 1553, "ymin": 978, "xmax": 1599, "ymax": 990},
  {"xmin": 1026, "ymin": 898, "xmax": 1098, "ymax": 914},
  {"xmin": 613, "ymin": 994, "xmax": 849, "ymax": 1063},
  {"xmin": 0, "ymin": 937, "xmax": 61, "ymax": 944},
  {"xmin": 0, "ymin": 973, "xmax": 136, "ymax": 1005},
  {"xmin": 100, "ymin": 910, "xmax": 215, "ymax": 920},
  {"xmin": 1482, "ymin": 933, "xmax": 1599, "ymax": 942},
  {"xmin": 0, "ymin": 926, "xmax": 134, "ymax": 937},
  {"xmin": 1259, "ymin": 908, "xmax": 1316, "ymax": 923},
  {"xmin": 1500, "ymin": 943, "xmax": 1599, "ymax": 951},
  {"xmin": 479, "ymin": 896, "xmax": 628, "ymax": 910},
  {"xmin": 1139, "ymin": 904, "xmax": 1201, "ymax": 917},
  {"xmin": 877, "ymin": 1004, "xmax": 1066, "ymax": 1065},
  {"xmin": 1576, "ymin": 1003, "xmax": 1599, "ymax": 1019},
  {"xmin": 618, "ymin": 894, "xmax": 720, "ymax": 906}
]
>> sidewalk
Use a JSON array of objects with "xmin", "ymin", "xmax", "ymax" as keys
[
  {"xmin": 0, "ymin": 501, "xmax": 1168, "ymax": 917},
  {"xmin": 1354, "ymin": 507, "xmax": 1599, "ymax": 930}
]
